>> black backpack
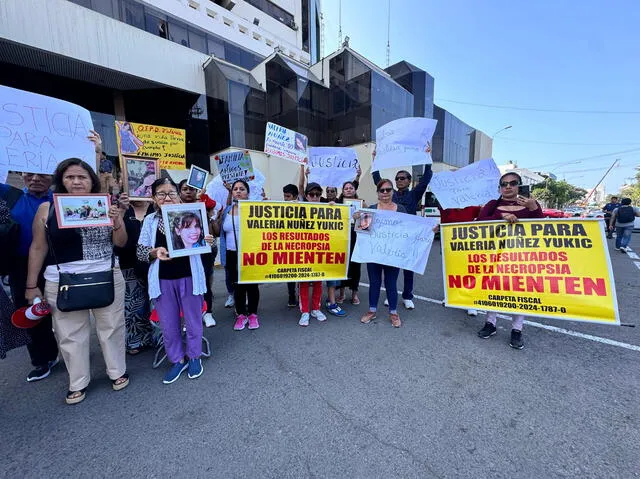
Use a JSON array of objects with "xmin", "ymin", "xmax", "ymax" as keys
[
  {"xmin": 617, "ymin": 205, "xmax": 635, "ymax": 224},
  {"xmin": 0, "ymin": 186, "xmax": 24, "ymax": 275}
]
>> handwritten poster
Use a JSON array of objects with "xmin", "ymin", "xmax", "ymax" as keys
[
  {"xmin": 215, "ymin": 150, "xmax": 255, "ymax": 183},
  {"xmin": 263, "ymin": 122, "xmax": 308, "ymax": 165},
  {"xmin": 0, "ymin": 85, "xmax": 96, "ymax": 174},
  {"xmin": 308, "ymin": 147, "xmax": 358, "ymax": 187},
  {"xmin": 430, "ymin": 159, "xmax": 501, "ymax": 209},
  {"xmin": 115, "ymin": 121, "xmax": 186, "ymax": 169},
  {"xmin": 351, "ymin": 210, "xmax": 438, "ymax": 274},
  {"xmin": 373, "ymin": 117, "xmax": 437, "ymax": 171}
]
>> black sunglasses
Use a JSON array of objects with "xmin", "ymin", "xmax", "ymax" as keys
[
  {"xmin": 500, "ymin": 180, "xmax": 520, "ymax": 187},
  {"xmin": 307, "ymin": 191, "xmax": 321, "ymax": 198},
  {"xmin": 395, "ymin": 176, "xmax": 408, "ymax": 181},
  {"xmin": 378, "ymin": 187, "xmax": 393, "ymax": 193}
]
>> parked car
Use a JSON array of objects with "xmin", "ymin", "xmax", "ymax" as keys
[
  {"xmin": 563, "ymin": 207, "xmax": 584, "ymax": 217},
  {"xmin": 582, "ymin": 209, "xmax": 605, "ymax": 219},
  {"xmin": 542, "ymin": 208, "xmax": 566, "ymax": 218}
]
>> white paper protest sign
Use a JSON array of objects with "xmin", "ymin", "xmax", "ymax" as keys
[
  {"xmin": 429, "ymin": 158, "xmax": 501, "ymax": 209},
  {"xmin": 373, "ymin": 117, "xmax": 437, "ymax": 171},
  {"xmin": 214, "ymin": 150, "xmax": 255, "ymax": 183},
  {"xmin": 205, "ymin": 167, "xmax": 266, "ymax": 211},
  {"xmin": 308, "ymin": 147, "xmax": 358, "ymax": 187},
  {"xmin": 0, "ymin": 85, "xmax": 96, "ymax": 174},
  {"xmin": 264, "ymin": 122, "xmax": 308, "ymax": 165},
  {"xmin": 351, "ymin": 209, "xmax": 438, "ymax": 274}
]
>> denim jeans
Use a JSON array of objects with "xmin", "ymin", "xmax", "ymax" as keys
[
  {"xmin": 615, "ymin": 225, "xmax": 634, "ymax": 249},
  {"xmin": 367, "ymin": 263, "xmax": 400, "ymax": 312}
]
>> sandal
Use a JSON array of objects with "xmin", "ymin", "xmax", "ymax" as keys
[
  {"xmin": 126, "ymin": 345, "xmax": 148, "ymax": 356},
  {"xmin": 112, "ymin": 373, "xmax": 129, "ymax": 391},
  {"xmin": 65, "ymin": 388, "xmax": 87, "ymax": 405},
  {"xmin": 351, "ymin": 295, "xmax": 360, "ymax": 305}
]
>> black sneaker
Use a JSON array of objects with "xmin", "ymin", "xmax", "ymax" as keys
[
  {"xmin": 287, "ymin": 296, "xmax": 297, "ymax": 308},
  {"xmin": 510, "ymin": 330, "xmax": 524, "ymax": 350},
  {"xmin": 477, "ymin": 322, "xmax": 497, "ymax": 338},
  {"xmin": 26, "ymin": 358, "xmax": 59, "ymax": 382}
]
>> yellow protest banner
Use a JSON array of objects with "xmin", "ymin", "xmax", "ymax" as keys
[
  {"xmin": 238, "ymin": 201, "xmax": 350, "ymax": 283},
  {"xmin": 115, "ymin": 121, "xmax": 186, "ymax": 169},
  {"xmin": 441, "ymin": 219, "xmax": 619, "ymax": 325}
]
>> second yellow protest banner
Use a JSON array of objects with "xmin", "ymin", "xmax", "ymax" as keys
[
  {"xmin": 441, "ymin": 219, "xmax": 619, "ymax": 325},
  {"xmin": 238, "ymin": 201, "xmax": 350, "ymax": 283},
  {"xmin": 115, "ymin": 121, "xmax": 186, "ymax": 169}
]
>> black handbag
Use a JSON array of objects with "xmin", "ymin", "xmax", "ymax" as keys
[{"xmin": 45, "ymin": 208, "xmax": 116, "ymax": 312}]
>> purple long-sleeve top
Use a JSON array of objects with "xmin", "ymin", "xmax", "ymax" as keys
[{"xmin": 477, "ymin": 197, "xmax": 543, "ymax": 221}]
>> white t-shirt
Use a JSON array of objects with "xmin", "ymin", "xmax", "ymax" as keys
[{"xmin": 223, "ymin": 213, "xmax": 240, "ymax": 251}]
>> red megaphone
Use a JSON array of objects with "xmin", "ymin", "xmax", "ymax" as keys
[{"xmin": 11, "ymin": 297, "xmax": 51, "ymax": 329}]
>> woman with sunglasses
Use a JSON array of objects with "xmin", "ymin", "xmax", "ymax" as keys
[
  {"xmin": 211, "ymin": 180, "xmax": 261, "ymax": 331},
  {"xmin": 475, "ymin": 172, "xmax": 543, "ymax": 349},
  {"xmin": 359, "ymin": 179, "xmax": 407, "ymax": 328},
  {"xmin": 137, "ymin": 178, "xmax": 215, "ymax": 384}
]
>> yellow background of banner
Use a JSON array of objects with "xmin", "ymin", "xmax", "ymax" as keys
[
  {"xmin": 441, "ymin": 219, "xmax": 619, "ymax": 325},
  {"xmin": 115, "ymin": 121, "xmax": 186, "ymax": 169},
  {"xmin": 238, "ymin": 201, "xmax": 350, "ymax": 283}
]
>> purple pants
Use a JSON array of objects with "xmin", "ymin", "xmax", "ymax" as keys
[{"xmin": 155, "ymin": 278, "xmax": 203, "ymax": 363}]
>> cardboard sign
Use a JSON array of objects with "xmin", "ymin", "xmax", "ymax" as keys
[
  {"xmin": 264, "ymin": 122, "xmax": 308, "ymax": 165},
  {"xmin": 0, "ymin": 85, "xmax": 95, "ymax": 174},
  {"xmin": 115, "ymin": 121, "xmax": 186, "ymax": 169},
  {"xmin": 215, "ymin": 150, "xmax": 255, "ymax": 183},
  {"xmin": 351, "ymin": 210, "xmax": 438, "ymax": 274},
  {"xmin": 308, "ymin": 147, "xmax": 358, "ymax": 187},
  {"xmin": 373, "ymin": 117, "xmax": 437, "ymax": 171},
  {"xmin": 430, "ymin": 159, "xmax": 501, "ymax": 209},
  {"xmin": 238, "ymin": 201, "xmax": 350, "ymax": 283},
  {"xmin": 441, "ymin": 219, "xmax": 619, "ymax": 324}
]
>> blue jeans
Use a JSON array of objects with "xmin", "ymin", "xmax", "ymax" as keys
[
  {"xmin": 367, "ymin": 263, "xmax": 400, "ymax": 312},
  {"xmin": 402, "ymin": 269, "xmax": 414, "ymax": 300},
  {"xmin": 616, "ymin": 225, "xmax": 634, "ymax": 249}
]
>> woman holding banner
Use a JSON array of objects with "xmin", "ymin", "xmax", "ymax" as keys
[
  {"xmin": 211, "ymin": 180, "xmax": 261, "ymax": 331},
  {"xmin": 337, "ymin": 180, "xmax": 366, "ymax": 305},
  {"xmin": 359, "ymin": 179, "xmax": 407, "ymax": 328},
  {"xmin": 476, "ymin": 172, "xmax": 543, "ymax": 349}
]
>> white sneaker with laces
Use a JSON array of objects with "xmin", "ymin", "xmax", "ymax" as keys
[
  {"xmin": 311, "ymin": 309, "xmax": 327, "ymax": 321},
  {"xmin": 224, "ymin": 294, "xmax": 235, "ymax": 308},
  {"xmin": 467, "ymin": 309, "xmax": 478, "ymax": 316},
  {"xmin": 403, "ymin": 299, "xmax": 415, "ymax": 310},
  {"xmin": 299, "ymin": 312, "xmax": 310, "ymax": 326},
  {"xmin": 202, "ymin": 312, "xmax": 216, "ymax": 327}
]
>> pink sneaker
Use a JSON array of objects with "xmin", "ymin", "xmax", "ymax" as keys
[
  {"xmin": 247, "ymin": 314, "xmax": 260, "ymax": 330},
  {"xmin": 234, "ymin": 315, "xmax": 248, "ymax": 331}
]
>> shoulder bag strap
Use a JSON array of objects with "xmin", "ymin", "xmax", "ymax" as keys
[{"xmin": 44, "ymin": 203, "xmax": 61, "ymax": 273}]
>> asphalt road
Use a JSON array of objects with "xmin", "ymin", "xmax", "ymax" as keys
[{"xmin": 1, "ymin": 237, "xmax": 639, "ymax": 478}]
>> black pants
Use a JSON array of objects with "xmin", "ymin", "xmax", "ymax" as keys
[
  {"xmin": 225, "ymin": 250, "xmax": 260, "ymax": 315},
  {"xmin": 9, "ymin": 256, "xmax": 58, "ymax": 367},
  {"xmin": 342, "ymin": 229, "xmax": 361, "ymax": 291},
  {"xmin": 287, "ymin": 282, "xmax": 296, "ymax": 300},
  {"xmin": 201, "ymin": 252, "xmax": 214, "ymax": 313}
]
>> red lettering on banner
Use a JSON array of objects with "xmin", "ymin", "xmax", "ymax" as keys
[{"xmin": 584, "ymin": 278, "xmax": 606, "ymax": 296}]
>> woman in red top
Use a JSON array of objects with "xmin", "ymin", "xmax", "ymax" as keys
[{"xmin": 475, "ymin": 172, "xmax": 543, "ymax": 350}]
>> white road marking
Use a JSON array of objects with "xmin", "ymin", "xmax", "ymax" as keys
[
  {"xmin": 358, "ymin": 282, "xmax": 640, "ymax": 352},
  {"xmin": 634, "ymin": 262, "xmax": 640, "ymax": 272},
  {"xmin": 626, "ymin": 251, "xmax": 639, "ymax": 260}
]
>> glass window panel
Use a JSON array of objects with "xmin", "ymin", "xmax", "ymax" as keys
[
  {"xmin": 189, "ymin": 29, "xmax": 207, "ymax": 53},
  {"xmin": 122, "ymin": 0, "xmax": 144, "ymax": 29},
  {"xmin": 229, "ymin": 81, "xmax": 249, "ymax": 115},
  {"xmin": 208, "ymin": 36, "xmax": 225, "ymax": 58},
  {"xmin": 169, "ymin": 20, "xmax": 189, "ymax": 47},
  {"xmin": 145, "ymin": 12, "xmax": 168, "ymax": 38},
  {"xmin": 91, "ymin": 0, "xmax": 118, "ymax": 18}
]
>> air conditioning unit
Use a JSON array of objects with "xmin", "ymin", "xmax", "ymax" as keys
[{"xmin": 212, "ymin": 0, "xmax": 235, "ymax": 10}]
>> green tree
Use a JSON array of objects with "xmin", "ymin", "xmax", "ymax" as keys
[
  {"xmin": 618, "ymin": 170, "xmax": 640, "ymax": 205},
  {"xmin": 531, "ymin": 178, "xmax": 587, "ymax": 209}
]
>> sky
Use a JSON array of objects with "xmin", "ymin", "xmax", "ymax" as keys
[{"xmin": 320, "ymin": 0, "xmax": 640, "ymax": 196}]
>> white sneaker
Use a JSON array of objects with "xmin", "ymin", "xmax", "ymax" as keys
[
  {"xmin": 311, "ymin": 309, "xmax": 327, "ymax": 322},
  {"xmin": 403, "ymin": 299, "xmax": 415, "ymax": 310},
  {"xmin": 202, "ymin": 312, "xmax": 216, "ymax": 327},
  {"xmin": 384, "ymin": 299, "xmax": 389, "ymax": 306},
  {"xmin": 299, "ymin": 312, "xmax": 310, "ymax": 327},
  {"xmin": 467, "ymin": 309, "xmax": 478, "ymax": 316},
  {"xmin": 224, "ymin": 294, "xmax": 235, "ymax": 308}
]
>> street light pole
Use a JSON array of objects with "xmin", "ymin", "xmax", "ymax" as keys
[{"xmin": 492, "ymin": 125, "xmax": 512, "ymax": 139}]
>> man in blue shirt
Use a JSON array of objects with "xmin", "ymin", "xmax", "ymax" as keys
[
  {"xmin": 0, "ymin": 172, "xmax": 59, "ymax": 382},
  {"xmin": 371, "ymin": 148, "xmax": 433, "ymax": 310},
  {"xmin": 602, "ymin": 196, "xmax": 620, "ymax": 239}
]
